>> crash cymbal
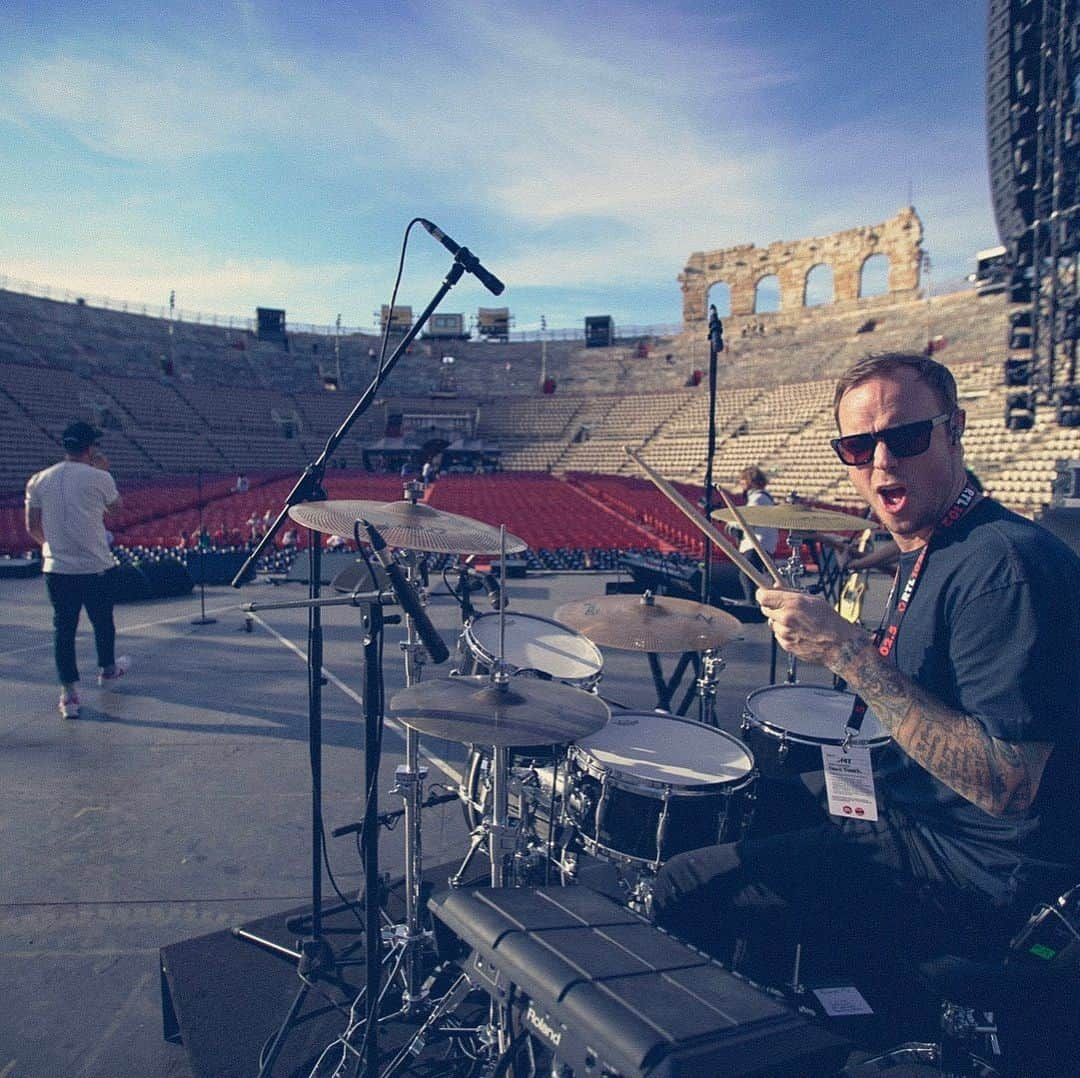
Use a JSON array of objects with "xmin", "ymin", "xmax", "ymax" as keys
[
  {"xmin": 553, "ymin": 593, "xmax": 740, "ymax": 653},
  {"xmin": 388, "ymin": 675, "xmax": 610, "ymax": 747},
  {"xmin": 289, "ymin": 499, "xmax": 528, "ymax": 555},
  {"xmin": 710, "ymin": 505, "xmax": 871, "ymax": 533}
]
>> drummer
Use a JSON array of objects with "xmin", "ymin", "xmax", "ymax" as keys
[{"xmin": 651, "ymin": 353, "xmax": 1080, "ymax": 1002}]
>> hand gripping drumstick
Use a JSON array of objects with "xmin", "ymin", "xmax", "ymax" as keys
[
  {"xmin": 715, "ymin": 488, "xmax": 787, "ymax": 587},
  {"xmin": 624, "ymin": 446, "xmax": 778, "ymax": 591}
]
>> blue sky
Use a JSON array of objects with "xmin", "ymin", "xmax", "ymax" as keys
[{"xmin": 1, "ymin": 1, "xmax": 995, "ymax": 333}]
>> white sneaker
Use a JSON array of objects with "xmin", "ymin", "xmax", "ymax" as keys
[
  {"xmin": 98, "ymin": 655, "xmax": 131, "ymax": 687},
  {"xmin": 59, "ymin": 692, "xmax": 81, "ymax": 719}
]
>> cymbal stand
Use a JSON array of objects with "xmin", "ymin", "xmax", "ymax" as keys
[
  {"xmin": 693, "ymin": 648, "xmax": 726, "ymax": 726},
  {"xmin": 777, "ymin": 533, "xmax": 809, "ymax": 685},
  {"xmin": 387, "ymin": 552, "xmax": 434, "ymax": 1017},
  {"xmin": 225, "ymin": 236, "xmax": 482, "ymax": 1078}
]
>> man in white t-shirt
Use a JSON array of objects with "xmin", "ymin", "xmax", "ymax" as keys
[{"xmin": 25, "ymin": 421, "xmax": 130, "ymax": 719}]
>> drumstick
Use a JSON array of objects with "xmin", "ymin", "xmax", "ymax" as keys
[
  {"xmin": 624, "ymin": 446, "xmax": 773, "ymax": 591},
  {"xmin": 716, "ymin": 489, "xmax": 786, "ymax": 587}
]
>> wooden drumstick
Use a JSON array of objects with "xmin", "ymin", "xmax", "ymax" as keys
[
  {"xmin": 624, "ymin": 446, "xmax": 773, "ymax": 591},
  {"xmin": 716, "ymin": 489, "xmax": 786, "ymax": 587}
]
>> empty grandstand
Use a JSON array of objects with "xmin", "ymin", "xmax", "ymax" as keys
[{"xmin": 3, "ymin": 207, "xmax": 1078, "ymax": 564}]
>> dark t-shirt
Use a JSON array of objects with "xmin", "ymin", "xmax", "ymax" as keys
[{"xmin": 875, "ymin": 498, "xmax": 1080, "ymax": 904}]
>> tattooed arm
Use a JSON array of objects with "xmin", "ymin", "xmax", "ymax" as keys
[{"xmin": 757, "ymin": 587, "xmax": 1053, "ymax": 817}]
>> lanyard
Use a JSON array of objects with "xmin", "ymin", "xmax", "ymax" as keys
[
  {"xmin": 875, "ymin": 482, "xmax": 978, "ymax": 659},
  {"xmin": 845, "ymin": 483, "xmax": 978, "ymax": 738}
]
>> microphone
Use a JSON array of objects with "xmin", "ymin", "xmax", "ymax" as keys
[
  {"xmin": 419, "ymin": 219, "xmax": 505, "ymax": 296},
  {"xmin": 708, "ymin": 304, "xmax": 724, "ymax": 352},
  {"xmin": 361, "ymin": 519, "xmax": 449, "ymax": 664},
  {"xmin": 478, "ymin": 571, "xmax": 506, "ymax": 610}
]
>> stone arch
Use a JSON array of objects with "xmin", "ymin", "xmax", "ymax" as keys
[
  {"xmin": 708, "ymin": 281, "xmax": 732, "ymax": 317},
  {"xmin": 679, "ymin": 206, "xmax": 923, "ymax": 330},
  {"xmin": 754, "ymin": 274, "xmax": 781, "ymax": 313},
  {"xmin": 859, "ymin": 253, "xmax": 890, "ymax": 298},
  {"xmin": 804, "ymin": 263, "xmax": 835, "ymax": 306}
]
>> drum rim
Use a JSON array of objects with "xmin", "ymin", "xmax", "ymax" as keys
[
  {"xmin": 568, "ymin": 712, "xmax": 756, "ymax": 794},
  {"xmin": 743, "ymin": 684, "xmax": 891, "ymax": 747},
  {"xmin": 742, "ymin": 713, "xmax": 891, "ymax": 749},
  {"xmin": 462, "ymin": 610, "xmax": 604, "ymax": 676}
]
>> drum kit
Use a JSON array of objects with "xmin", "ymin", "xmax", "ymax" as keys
[{"xmin": 275, "ymin": 486, "xmax": 888, "ymax": 1076}]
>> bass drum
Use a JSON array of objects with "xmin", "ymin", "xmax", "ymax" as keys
[
  {"xmin": 564, "ymin": 712, "xmax": 757, "ymax": 870},
  {"xmin": 741, "ymin": 684, "xmax": 890, "ymax": 776}
]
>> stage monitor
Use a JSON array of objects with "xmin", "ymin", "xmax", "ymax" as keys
[
  {"xmin": 256, "ymin": 307, "xmax": 286, "ymax": 342},
  {"xmin": 585, "ymin": 315, "xmax": 614, "ymax": 348},
  {"xmin": 477, "ymin": 307, "xmax": 510, "ymax": 341},
  {"xmin": 380, "ymin": 305, "xmax": 413, "ymax": 333}
]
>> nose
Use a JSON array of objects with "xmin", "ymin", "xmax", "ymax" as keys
[{"xmin": 872, "ymin": 434, "xmax": 899, "ymax": 470}]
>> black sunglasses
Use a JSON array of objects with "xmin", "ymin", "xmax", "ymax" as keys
[{"xmin": 830, "ymin": 413, "xmax": 952, "ymax": 466}]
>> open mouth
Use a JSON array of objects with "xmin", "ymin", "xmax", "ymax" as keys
[{"xmin": 877, "ymin": 484, "xmax": 907, "ymax": 513}]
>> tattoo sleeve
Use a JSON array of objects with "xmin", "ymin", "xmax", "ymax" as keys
[{"xmin": 835, "ymin": 639, "xmax": 1052, "ymax": 816}]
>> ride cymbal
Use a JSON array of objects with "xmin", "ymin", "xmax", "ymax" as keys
[
  {"xmin": 710, "ymin": 505, "xmax": 870, "ymax": 533},
  {"xmin": 289, "ymin": 499, "xmax": 527, "ymax": 554},
  {"xmin": 553, "ymin": 593, "xmax": 740, "ymax": 653},
  {"xmin": 388, "ymin": 675, "xmax": 610, "ymax": 747}
]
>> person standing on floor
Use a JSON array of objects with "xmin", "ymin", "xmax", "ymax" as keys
[
  {"xmin": 25, "ymin": 421, "xmax": 130, "ymax": 719},
  {"xmin": 734, "ymin": 465, "xmax": 779, "ymax": 603}
]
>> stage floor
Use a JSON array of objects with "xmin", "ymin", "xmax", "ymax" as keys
[{"xmin": 0, "ymin": 564, "xmax": 891, "ymax": 1078}]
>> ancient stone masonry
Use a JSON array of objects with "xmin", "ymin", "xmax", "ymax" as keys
[{"xmin": 679, "ymin": 207, "xmax": 924, "ymax": 330}]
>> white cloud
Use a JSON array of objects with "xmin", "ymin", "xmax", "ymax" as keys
[{"xmin": 0, "ymin": 2, "xmax": 997, "ymax": 326}]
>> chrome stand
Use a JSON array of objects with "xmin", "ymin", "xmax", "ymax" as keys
[
  {"xmin": 694, "ymin": 648, "xmax": 726, "ymax": 726},
  {"xmin": 387, "ymin": 553, "xmax": 434, "ymax": 1017}
]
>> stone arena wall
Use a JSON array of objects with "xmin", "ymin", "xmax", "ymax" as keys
[{"xmin": 679, "ymin": 207, "xmax": 924, "ymax": 328}]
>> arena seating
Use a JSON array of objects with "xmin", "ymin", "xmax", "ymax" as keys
[{"xmin": 2, "ymin": 281, "xmax": 1078, "ymax": 558}]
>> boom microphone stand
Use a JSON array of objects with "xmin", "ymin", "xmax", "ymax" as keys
[
  {"xmin": 229, "ymin": 231, "xmax": 502, "ymax": 1077},
  {"xmin": 697, "ymin": 305, "xmax": 724, "ymax": 725}
]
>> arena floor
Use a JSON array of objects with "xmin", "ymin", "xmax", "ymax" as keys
[{"xmin": 0, "ymin": 563, "xmax": 896, "ymax": 1078}]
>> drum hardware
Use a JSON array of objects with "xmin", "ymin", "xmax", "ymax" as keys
[
  {"xmin": 554, "ymin": 590, "xmax": 739, "ymax": 716},
  {"xmin": 553, "ymin": 590, "xmax": 740, "ymax": 653},
  {"xmin": 563, "ymin": 712, "xmax": 757, "ymax": 874},
  {"xmin": 694, "ymin": 647, "xmax": 726, "ymax": 725},
  {"xmin": 290, "ymin": 497, "xmax": 528, "ymax": 556},
  {"xmin": 741, "ymin": 684, "xmax": 889, "ymax": 775},
  {"xmin": 456, "ymin": 610, "xmax": 604, "ymax": 692},
  {"xmin": 711, "ymin": 504, "xmax": 873, "ymax": 534},
  {"xmin": 229, "ymin": 238, "xmax": 512, "ymax": 1078}
]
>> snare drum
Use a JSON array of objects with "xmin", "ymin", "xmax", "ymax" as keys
[
  {"xmin": 564, "ymin": 712, "xmax": 757, "ymax": 869},
  {"xmin": 741, "ymin": 685, "xmax": 890, "ymax": 775},
  {"xmin": 458, "ymin": 612, "xmax": 604, "ymax": 691}
]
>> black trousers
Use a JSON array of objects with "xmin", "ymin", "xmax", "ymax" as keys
[
  {"xmin": 650, "ymin": 811, "xmax": 1025, "ymax": 989},
  {"xmin": 45, "ymin": 569, "xmax": 119, "ymax": 686}
]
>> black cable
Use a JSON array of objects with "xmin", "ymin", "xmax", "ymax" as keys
[{"xmin": 375, "ymin": 218, "xmax": 425, "ymax": 379}]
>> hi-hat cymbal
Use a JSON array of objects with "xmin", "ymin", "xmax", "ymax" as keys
[
  {"xmin": 388, "ymin": 675, "xmax": 610, "ymax": 747},
  {"xmin": 289, "ymin": 499, "xmax": 528, "ymax": 555},
  {"xmin": 710, "ymin": 505, "xmax": 871, "ymax": 533},
  {"xmin": 553, "ymin": 593, "xmax": 740, "ymax": 653}
]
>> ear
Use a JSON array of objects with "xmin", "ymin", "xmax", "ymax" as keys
[{"xmin": 950, "ymin": 408, "xmax": 966, "ymax": 446}]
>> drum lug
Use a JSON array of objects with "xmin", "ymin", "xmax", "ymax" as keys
[
  {"xmin": 654, "ymin": 787, "xmax": 672, "ymax": 867},
  {"xmin": 777, "ymin": 734, "xmax": 790, "ymax": 763},
  {"xmin": 740, "ymin": 711, "xmax": 751, "ymax": 734}
]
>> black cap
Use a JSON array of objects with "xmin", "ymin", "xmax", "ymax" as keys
[{"xmin": 61, "ymin": 421, "xmax": 103, "ymax": 453}]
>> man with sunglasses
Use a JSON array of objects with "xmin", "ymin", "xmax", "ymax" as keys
[{"xmin": 651, "ymin": 354, "xmax": 1079, "ymax": 1022}]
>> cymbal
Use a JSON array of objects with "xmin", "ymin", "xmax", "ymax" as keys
[
  {"xmin": 289, "ymin": 499, "xmax": 528, "ymax": 555},
  {"xmin": 388, "ymin": 675, "xmax": 610, "ymax": 747},
  {"xmin": 710, "ymin": 505, "xmax": 871, "ymax": 533},
  {"xmin": 553, "ymin": 593, "xmax": 740, "ymax": 653}
]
